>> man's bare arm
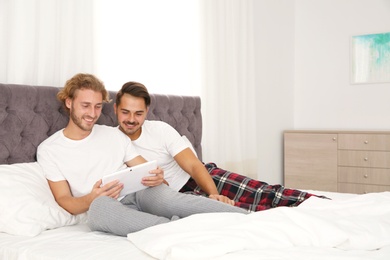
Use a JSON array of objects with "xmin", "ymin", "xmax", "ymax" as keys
[
  {"xmin": 174, "ymin": 148, "xmax": 234, "ymax": 205},
  {"xmin": 48, "ymin": 179, "xmax": 123, "ymax": 215}
]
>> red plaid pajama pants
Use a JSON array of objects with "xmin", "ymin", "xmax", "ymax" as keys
[{"xmin": 179, "ymin": 162, "xmax": 326, "ymax": 212}]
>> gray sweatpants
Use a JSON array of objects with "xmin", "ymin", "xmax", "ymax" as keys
[{"xmin": 87, "ymin": 184, "xmax": 248, "ymax": 236}]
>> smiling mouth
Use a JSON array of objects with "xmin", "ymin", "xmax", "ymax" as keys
[
  {"xmin": 84, "ymin": 116, "xmax": 96, "ymax": 124},
  {"xmin": 124, "ymin": 121, "xmax": 137, "ymax": 127}
]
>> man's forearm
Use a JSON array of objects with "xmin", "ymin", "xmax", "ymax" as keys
[
  {"xmin": 191, "ymin": 168, "xmax": 220, "ymax": 195},
  {"xmin": 55, "ymin": 194, "xmax": 93, "ymax": 215}
]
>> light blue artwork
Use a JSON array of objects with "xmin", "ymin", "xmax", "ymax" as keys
[{"xmin": 351, "ymin": 32, "xmax": 390, "ymax": 84}]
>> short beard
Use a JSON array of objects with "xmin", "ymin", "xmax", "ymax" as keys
[
  {"xmin": 70, "ymin": 108, "xmax": 95, "ymax": 132},
  {"xmin": 119, "ymin": 121, "xmax": 140, "ymax": 136}
]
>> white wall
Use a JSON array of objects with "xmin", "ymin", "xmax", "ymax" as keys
[
  {"xmin": 254, "ymin": 0, "xmax": 295, "ymax": 184},
  {"xmin": 253, "ymin": 0, "xmax": 390, "ymax": 184},
  {"xmin": 295, "ymin": 0, "xmax": 390, "ymax": 129}
]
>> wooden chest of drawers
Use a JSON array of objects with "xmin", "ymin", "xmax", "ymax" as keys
[
  {"xmin": 284, "ymin": 131, "xmax": 390, "ymax": 194},
  {"xmin": 337, "ymin": 133, "xmax": 390, "ymax": 193}
]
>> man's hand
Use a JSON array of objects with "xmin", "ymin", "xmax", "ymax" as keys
[
  {"xmin": 91, "ymin": 179, "xmax": 124, "ymax": 200},
  {"xmin": 208, "ymin": 194, "xmax": 235, "ymax": 206},
  {"xmin": 142, "ymin": 166, "xmax": 166, "ymax": 187}
]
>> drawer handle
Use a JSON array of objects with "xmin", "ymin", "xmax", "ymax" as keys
[
  {"xmin": 364, "ymin": 174, "xmax": 368, "ymax": 178},
  {"xmin": 364, "ymin": 157, "xmax": 368, "ymax": 161},
  {"xmin": 332, "ymin": 137, "xmax": 336, "ymax": 141},
  {"xmin": 364, "ymin": 140, "xmax": 369, "ymax": 144}
]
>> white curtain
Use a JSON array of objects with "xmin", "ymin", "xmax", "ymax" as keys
[
  {"xmin": 93, "ymin": 0, "xmax": 201, "ymax": 95},
  {"xmin": 0, "ymin": 0, "xmax": 258, "ymax": 178},
  {"xmin": 0, "ymin": 0, "xmax": 97, "ymax": 87},
  {"xmin": 200, "ymin": 0, "xmax": 258, "ymax": 178}
]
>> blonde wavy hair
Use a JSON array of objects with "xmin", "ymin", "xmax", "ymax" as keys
[{"xmin": 57, "ymin": 73, "xmax": 110, "ymax": 113}]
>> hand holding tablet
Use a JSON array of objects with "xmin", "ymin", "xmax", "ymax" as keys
[{"xmin": 102, "ymin": 160, "xmax": 158, "ymax": 197}]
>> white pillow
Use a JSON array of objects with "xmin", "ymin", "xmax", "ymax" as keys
[{"xmin": 0, "ymin": 162, "xmax": 86, "ymax": 236}]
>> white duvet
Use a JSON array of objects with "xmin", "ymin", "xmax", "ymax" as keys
[{"xmin": 127, "ymin": 192, "xmax": 390, "ymax": 260}]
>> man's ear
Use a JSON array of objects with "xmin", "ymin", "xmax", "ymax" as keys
[
  {"xmin": 113, "ymin": 103, "xmax": 117, "ymax": 115},
  {"xmin": 65, "ymin": 98, "xmax": 72, "ymax": 110}
]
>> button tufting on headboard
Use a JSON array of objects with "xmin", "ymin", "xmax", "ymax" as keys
[{"xmin": 0, "ymin": 83, "xmax": 202, "ymax": 164}]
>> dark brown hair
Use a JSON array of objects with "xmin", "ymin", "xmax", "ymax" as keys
[{"xmin": 116, "ymin": 81, "xmax": 151, "ymax": 107}]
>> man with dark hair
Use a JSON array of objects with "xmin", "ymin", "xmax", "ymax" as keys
[{"xmin": 114, "ymin": 81, "xmax": 325, "ymax": 212}]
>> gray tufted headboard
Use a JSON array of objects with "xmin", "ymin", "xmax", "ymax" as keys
[{"xmin": 0, "ymin": 83, "xmax": 202, "ymax": 164}]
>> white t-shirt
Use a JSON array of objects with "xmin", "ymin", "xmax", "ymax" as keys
[
  {"xmin": 37, "ymin": 125, "xmax": 139, "ymax": 197},
  {"xmin": 131, "ymin": 120, "xmax": 192, "ymax": 191}
]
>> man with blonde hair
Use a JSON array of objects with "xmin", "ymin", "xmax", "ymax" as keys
[{"xmin": 37, "ymin": 73, "xmax": 248, "ymax": 236}]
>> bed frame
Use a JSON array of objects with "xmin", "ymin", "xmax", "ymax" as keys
[
  {"xmin": 1, "ymin": 83, "xmax": 390, "ymax": 259},
  {"xmin": 0, "ymin": 83, "xmax": 203, "ymax": 165}
]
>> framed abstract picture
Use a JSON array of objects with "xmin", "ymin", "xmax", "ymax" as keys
[{"xmin": 351, "ymin": 32, "xmax": 390, "ymax": 84}]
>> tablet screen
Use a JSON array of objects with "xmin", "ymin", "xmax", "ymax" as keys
[{"xmin": 102, "ymin": 160, "xmax": 157, "ymax": 197}]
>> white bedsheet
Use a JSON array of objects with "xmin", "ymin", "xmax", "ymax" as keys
[
  {"xmin": 1, "ymin": 191, "xmax": 390, "ymax": 260},
  {"xmin": 0, "ymin": 224, "xmax": 153, "ymax": 260},
  {"xmin": 127, "ymin": 192, "xmax": 390, "ymax": 260}
]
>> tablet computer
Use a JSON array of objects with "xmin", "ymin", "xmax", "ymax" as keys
[{"xmin": 102, "ymin": 160, "xmax": 157, "ymax": 197}]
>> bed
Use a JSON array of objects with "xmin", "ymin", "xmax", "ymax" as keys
[{"xmin": 1, "ymin": 83, "xmax": 390, "ymax": 260}]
